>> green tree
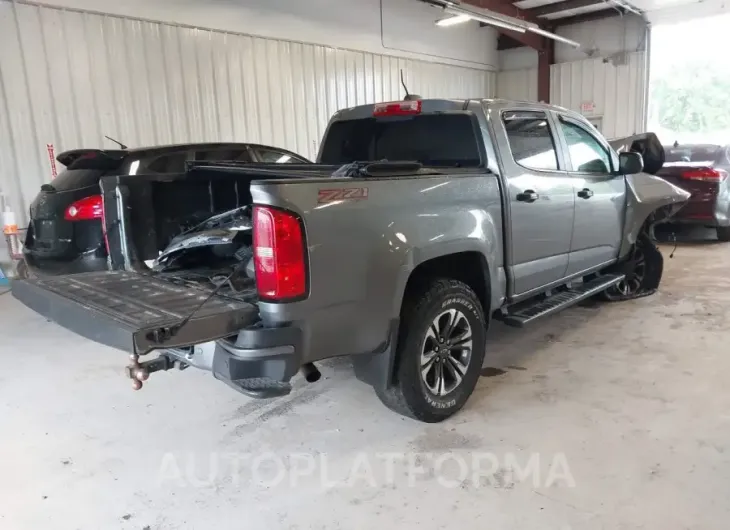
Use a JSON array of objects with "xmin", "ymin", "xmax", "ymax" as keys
[{"xmin": 650, "ymin": 60, "xmax": 730, "ymax": 134}]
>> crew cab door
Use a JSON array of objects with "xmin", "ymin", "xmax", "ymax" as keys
[
  {"xmin": 497, "ymin": 109, "xmax": 575, "ymax": 297},
  {"xmin": 553, "ymin": 114, "xmax": 626, "ymax": 275}
]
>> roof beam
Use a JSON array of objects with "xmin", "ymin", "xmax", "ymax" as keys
[
  {"xmin": 528, "ymin": 0, "xmax": 606, "ymax": 17},
  {"xmin": 551, "ymin": 8, "xmax": 625, "ymax": 27}
]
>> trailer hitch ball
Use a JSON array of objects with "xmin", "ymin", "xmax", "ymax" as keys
[{"xmin": 131, "ymin": 379, "xmax": 143, "ymax": 391}]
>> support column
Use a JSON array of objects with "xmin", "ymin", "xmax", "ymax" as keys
[{"xmin": 537, "ymin": 38, "xmax": 555, "ymax": 103}]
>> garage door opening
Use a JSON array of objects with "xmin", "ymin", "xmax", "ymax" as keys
[{"xmin": 648, "ymin": 14, "xmax": 730, "ymax": 146}]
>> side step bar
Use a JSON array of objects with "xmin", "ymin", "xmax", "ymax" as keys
[{"xmin": 499, "ymin": 274, "xmax": 624, "ymax": 328}]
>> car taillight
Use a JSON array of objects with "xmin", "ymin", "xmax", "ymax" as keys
[
  {"xmin": 373, "ymin": 100, "xmax": 421, "ymax": 117},
  {"xmin": 681, "ymin": 168, "xmax": 728, "ymax": 182},
  {"xmin": 253, "ymin": 206, "xmax": 307, "ymax": 301},
  {"xmin": 64, "ymin": 195, "xmax": 103, "ymax": 221}
]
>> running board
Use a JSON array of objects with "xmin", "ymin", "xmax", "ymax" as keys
[{"xmin": 500, "ymin": 274, "xmax": 625, "ymax": 328}]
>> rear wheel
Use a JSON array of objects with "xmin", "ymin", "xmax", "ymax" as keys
[
  {"xmin": 376, "ymin": 278, "xmax": 486, "ymax": 422},
  {"xmin": 716, "ymin": 226, "xmax": 730, "ymax": 241}
]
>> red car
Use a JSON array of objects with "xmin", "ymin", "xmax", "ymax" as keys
[{"xmin": 657, "ymin": 143, "xmax": 730, "ymax": 241}]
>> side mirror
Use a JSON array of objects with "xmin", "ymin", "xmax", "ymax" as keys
[{"xmin": 618, "ymin": 152, "xmax": 643, "ymax": 175}]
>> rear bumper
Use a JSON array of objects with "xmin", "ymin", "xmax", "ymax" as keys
[
  {"xmin": 669, "ymin": 194, "xmax": 729, "ymax": 227},
  {"xmin": 670, "ymin": 207, "xmax": 729, "ymax": 227},
  {"xmin": 211, "ymin": 326, "xmax": 303, "ymax": 397}
]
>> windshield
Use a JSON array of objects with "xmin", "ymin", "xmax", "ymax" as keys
[{"xmin": 319, "ymin": 114, "xmax": 481, "ymax": 167}]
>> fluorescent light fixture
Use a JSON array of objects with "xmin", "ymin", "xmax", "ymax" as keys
[
  {"xmin": 443, "ymin": 6, "xmax": 526, "ymax": 33},
  {"xmin": 525, "ymin": 26, "xmax": 580, "ymax": 48},
  {"xmin": 427, "ymin": 0, "xmax": 581, "ymax": 47},
  {"xmin": 435, "ymin": 14, "xmax": 470, "ymax": 26}
]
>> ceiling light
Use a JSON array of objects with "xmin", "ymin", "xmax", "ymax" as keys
[
  {"xmin": 443, "ymin": 6, "xmax": 526, "ymax": 33},
  {"xmin": 525, "ymin": 26, "xmax": 580, "ymax": 48},
  {"xmin": 424, "ymin": 0, "xmax": 581, "ymax": 47},
  {"xmin": 435, "ymin": 14, "xmax": 470, "ymax": 26}
]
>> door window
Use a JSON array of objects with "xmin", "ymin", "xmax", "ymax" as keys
[
  {"xmin": 502, "ymin": 111, "xmax": 559, "ymax": 171},
  {"xmin": 559, "ymin": 119, "xmax": 612, "ymax": 173}
]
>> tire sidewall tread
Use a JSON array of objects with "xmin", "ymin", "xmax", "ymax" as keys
[{"xmin": 379, "ymin": 278, "xmax": 486, "ymax": 423}]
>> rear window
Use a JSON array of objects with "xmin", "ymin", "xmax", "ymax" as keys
[
  {"xmin": 51, "ymin": 169, "xmax": 108, "ymax": 192},
  {"xmin": 664, "ymin": 144, "xmax": 722, "ymax": 164},
  {"xmin": 51, "ymin": 150, "xmax": 126, "ymax": 191},
  {"xmin": 320, "ymin": 114, "xmax": 481, "ymax": 167}
]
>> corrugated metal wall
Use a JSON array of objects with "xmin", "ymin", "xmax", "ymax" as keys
[
  {"xmin": 496, "ymin": 67, "xmax": 538, "ymax": 103},
  {"xmin": 550, "ymin": 52, "xmax": 647, "ymax": 139},
  {"xmin": 0, "ymin": 0, "xmax": 496, "ymax": 224},
  {"xmin": 496, "ymin": 51, "xmax": 647, "ymax": 139}
]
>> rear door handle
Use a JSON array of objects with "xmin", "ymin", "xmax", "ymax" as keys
[
  {"xmin": 516, "ymin": 190, "xmax": 539, "ymax": 203},
  {"xmin": 577, "ymin": 188, "xmax": 594, "ymax": 199}
]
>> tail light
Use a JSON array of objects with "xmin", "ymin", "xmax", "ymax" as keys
[
  {"xmin": 64, "ymin": 195, "xmax": 103, "ymax": 221},
  {"xmin": 681, "ymin": 168, "xmax": 728, "ymax": 182},
  {"xmin": 253, "ymin": 206, "xmax": 307, "ymax": 301},
  {"xmin": 373, "ymin": 100, "xmax": 421, "ymax": 117}
]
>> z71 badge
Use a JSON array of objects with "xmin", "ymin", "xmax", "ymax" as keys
[{"xmin": 317, "ymin": 187, "xmax": 369, "ymax": 204}]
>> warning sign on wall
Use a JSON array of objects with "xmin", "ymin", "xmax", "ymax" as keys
[{"xmin": 580, "ymin": 101, "xmax": 596, "ymax": 114}]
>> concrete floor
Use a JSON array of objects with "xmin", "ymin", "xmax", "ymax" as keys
[{"xmin": 2, "ymin": 228, "xmax": 729, "ymax": 529}]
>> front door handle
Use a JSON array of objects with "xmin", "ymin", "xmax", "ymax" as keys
[
  {"xmin": 577, "ymin": 188, "xmax": 594, "ymax": 199},
  {"xmin": 516, "ymin": 190, "xmax": 539, "ymax": 203}
]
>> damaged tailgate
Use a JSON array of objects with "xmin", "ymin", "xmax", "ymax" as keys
[{"xmin": 12, "ymin": 271, "xmax": 258, "ymax": 354}]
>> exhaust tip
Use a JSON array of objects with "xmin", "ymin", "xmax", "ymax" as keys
[{"xmin": 301, "ymin": 362, "xmax": 321, "ymax": 383}]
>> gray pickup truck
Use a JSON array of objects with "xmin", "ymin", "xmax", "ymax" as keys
[{"xmin": 12, "ymin": 99, "xmax": 689, "ymax": 422}]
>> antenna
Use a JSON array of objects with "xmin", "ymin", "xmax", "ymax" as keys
[
  {"xmin": 399, "ymin": 69, "xmax": 422, "ymax": 101},
  {"xmin": 105, "ymin": 135, "xmax": 128, "ymax": 150}
]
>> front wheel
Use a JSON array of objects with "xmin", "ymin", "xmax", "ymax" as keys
[
  {"xmin": 376, "ymin": 278, "xmax": 487, "ymax": 422},
  {"xmin": 602, "ymin": 234, "xmax": 663, "ymax": 301},
  {"xmin": 717, "ymin": 226, "xmax": 730, "ymax": 242}
]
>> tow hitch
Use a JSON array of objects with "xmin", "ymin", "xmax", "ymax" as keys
[{"xmin": 126, "ymin": 354, "xmax": 184, "ymax": 390}]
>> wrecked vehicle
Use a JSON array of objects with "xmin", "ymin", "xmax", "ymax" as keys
[
  {"xmin": 20, "ymin": 142, "xmax": 310, "ymax": 278},
  {"xmin": 12, "ymin": 99, "xmax": 690, "ymax": 422}
]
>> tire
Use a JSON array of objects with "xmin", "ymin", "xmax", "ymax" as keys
[
  {"xmin": 717, "ymin": 226, "xmax": 730, "ymax": 242},
  {"xmin": 376, "ymin": 278, "xmax": 487, "ymax": 423},
  {"xmin": 601, "ymin": 233, "xmax": 663, "ymax": 301}
]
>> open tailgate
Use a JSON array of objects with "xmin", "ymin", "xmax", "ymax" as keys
[{"xmin": 12, "ymin": 271, "xmax": 258, "ymax": 354}]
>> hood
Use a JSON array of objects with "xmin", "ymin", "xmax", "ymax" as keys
[{"xmin": 609, "ymin": 133, "xmax": 665, "ymax": 175}]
